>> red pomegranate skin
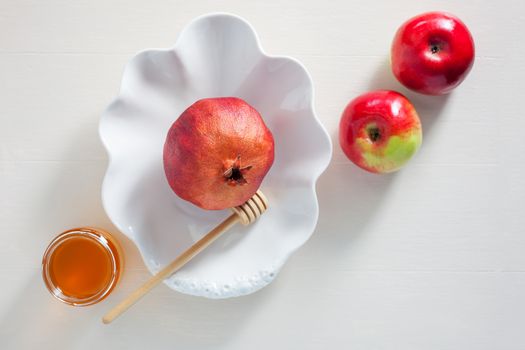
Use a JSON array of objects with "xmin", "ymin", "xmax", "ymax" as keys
[{"xmin": 163, "ymin": 97, "xmax": 274, "ymax": 210}]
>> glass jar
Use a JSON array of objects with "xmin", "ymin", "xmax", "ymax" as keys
[{"xmin": 42, "ymin": 227, "xmax": 123, "ymax": 306}]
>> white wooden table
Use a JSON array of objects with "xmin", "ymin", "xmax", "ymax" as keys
[{"xmin": 1, "ymin": 1, "xmax": 524, "ymax": 349}]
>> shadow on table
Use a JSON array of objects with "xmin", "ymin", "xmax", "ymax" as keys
[
  {"xmin": 0, "ymin": 118, "xmax": 271, "ymax": 349},
  {"xmin": 0, "ymin": 268, "xmax": 276, "ymax": 349},
  {"xmin": 309, "ymin": 135, "xmax": 397, "ymax": 256},
  {"xmin": 101, "ymin": 281, "xmax": 277, "ymax": 348},
  {"xmin": 306, "ymin": 56, "xmax": 452, "ymax": 260},
  {"xmin": 367, "ymin": 55, "xmax": 451, "ymax": 134},
  {"xmin": 0, "ymin": 271, "xmax": 90, "ymax": 349},
  {"xmin": 29, "ymin": 114, "xmax": 143, "ymax": 277}
]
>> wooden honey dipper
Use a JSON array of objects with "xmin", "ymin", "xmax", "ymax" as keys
[{"xmin": 102, "ymin": 190, "xmax": 268, "ymax": 324}]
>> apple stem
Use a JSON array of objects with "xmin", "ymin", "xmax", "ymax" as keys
[{"xmin": 368, "ymin": 127, "xmax": 381, "ymax": 142}]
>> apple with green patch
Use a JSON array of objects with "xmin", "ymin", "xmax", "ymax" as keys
[{"xmin": 339, "ymin": 90, "xmax": 422, "ymax": 173}]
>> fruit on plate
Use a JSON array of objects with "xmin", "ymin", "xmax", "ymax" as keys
[
  {"xmin": 391, "ymin": 11, "xmax": 475, "ymax": 95},
  {"xmin": 339, "ymin": 90, "xmax": 422, "ymax": 173},
  {"xmin": 164, "ymin": 97, "xmax": 274, "ymax": 210}
]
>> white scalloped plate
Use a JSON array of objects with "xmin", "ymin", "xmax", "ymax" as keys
[{"xmin": 99, "ymin": 13, "xmax": 332, "ymax": 298}]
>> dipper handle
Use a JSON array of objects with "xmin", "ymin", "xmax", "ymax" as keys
[{"xmin": 102, "ymin": 190, "xmax": 268, "ymax": 324}]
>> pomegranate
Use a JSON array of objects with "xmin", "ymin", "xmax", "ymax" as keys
[{"xmin": 163, "ymin": 97, "xmax": 274, "ymax": 210}]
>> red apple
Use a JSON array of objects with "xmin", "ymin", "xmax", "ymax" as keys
[
  {"xmin": 391, "ymin": 11, "xmax": 475, "ymax": 95},
  {"xmin": 339, "ymin": 90, "xmax": 422, "ymax": 173}
]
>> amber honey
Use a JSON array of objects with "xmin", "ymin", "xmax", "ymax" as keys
[{"xmin": 42, "ymin": 227, "xmax": 123, "ymax": 306}]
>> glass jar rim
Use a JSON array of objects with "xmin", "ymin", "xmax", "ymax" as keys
[{"xmin": 42, "ymin": 227, "xmax": 121, "ymax": 306}]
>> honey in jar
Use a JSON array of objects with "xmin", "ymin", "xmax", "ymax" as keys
[{"xmin": 42, "ymin": 227, "xmax": 123, "ymax": 306}]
